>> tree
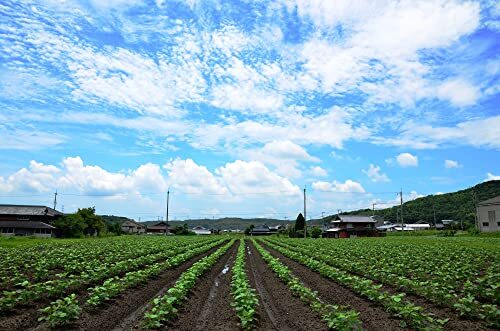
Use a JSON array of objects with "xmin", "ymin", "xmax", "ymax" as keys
[
  {"xmin": 311, "ymin": 227, "xmax": 323, "ymax": 238},
  {"xmin": 54, "ymin": 213, "xmax": 86, "ymax": 238},
  {"xmin": 244, "ymin": 224, "xmax": 255, "ymax": 236},
  {"xmin": 295, "ymin": 213, "xmax": 305, "ymax": 232},
  {"xmin": 54, "ymin": 207, "xmax": 106, "ymax": 238}
]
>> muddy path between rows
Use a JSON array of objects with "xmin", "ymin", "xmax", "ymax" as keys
[
  {"xmin": 164, "ymin": 241, "xmax": 239, "ymax": 330},
  {"xmin": 262, "ymin": 243, "xmax": 493, "ymax": 331},
  {"xmin": 246, "ymin": 240, "xmax": 328, "ymax": 331},
  {"xmin": 21, "ymin": 242, "xmax": 224, "ymax": 331},
  {"xmin": 259, "ymin": 241, "xmax": 405, "ymax": 331}
]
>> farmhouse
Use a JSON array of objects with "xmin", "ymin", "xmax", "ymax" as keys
[
  {"xmin": 121, "ymin": 220, "xmax": 146, "ymax": 234},
  {"xmin": 323, "ymin": 215, "xmax": 378, "ymax": 238},
  {"xmin": 250, "ymin": 224, "xmax": 273, "ymax": 236},
  {"xmin": 0, "ymin": 204, "xmax": 62, "ymax": 238},
  {"xmin": 192, "ymin": 226, "xmax": 212, "ymax": 235},
  {"xmin": 476, "ymin": 196, "xmax": 500, "ymax": 232},
  {"xmin": 0, "ymin": 204, "xmax": 63, "ymax": 222},
  {"xmin": 146, "ymin": 221, "xmax": 170, "ymax": 234}
]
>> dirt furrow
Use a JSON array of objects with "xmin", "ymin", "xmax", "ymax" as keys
[
  {"xmin": 166, "ymin": 241, "xmax": 239, "ymax": 330},
  {"xmin": 246, "ymin": 240, "xmax": 328, "ymax": 331},
  {"xmin": 261, "ymin": 242, "xmax": 405, "ymax": 331},
  {"xmin": 262, "ymin": 241, "xmax": 492, "ymax": 331},
  {"xmin": 29, "ymin": 243, "xmax": 222, "ymax": 331}
]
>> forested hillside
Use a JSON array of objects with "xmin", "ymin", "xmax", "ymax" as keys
[{"xmin": 319, "ymin": 180, "xmax": 500, "ymax": 225}]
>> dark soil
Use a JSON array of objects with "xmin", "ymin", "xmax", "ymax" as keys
[
  {"xmin": 165, "ymin": 241, "xmax": 239, "ymax": 330},
  {"xmin": 246, "ymin": 241, "xmax": 328, "ymax": 331},
  {"xmin": 261, "ymin": 241, "xmax": 493, "ymax": 331},
  {"xmin": 15, "ymin": 243, "xmax": 223, "ymax": 331},
  {"xmin": 260, "ymin": 242, "xmax": 404, "ymax": 331}
]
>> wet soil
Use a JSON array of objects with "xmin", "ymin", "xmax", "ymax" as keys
[
  {"xmin": 165, "ymin": 241, "xmax": 239, "ymax": 330},
  {"xmin": 246, "ymin": 241, "xmax": 328, "ymax": 331},
  {"xmin": 261, "ymin": 241, "xmax": 493, "ymax": 331}
]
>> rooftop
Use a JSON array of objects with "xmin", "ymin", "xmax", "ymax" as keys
[
  {"xmin": 0, "ymin": 221, "xmax": 56, "ymax": 229},
  {"xmin": 0, "ymin": 204, "xmax": 63, "ymax": 217},
  {"xmin": 332, "ymin": 215, "xmax": 377, "ymax": 223}
]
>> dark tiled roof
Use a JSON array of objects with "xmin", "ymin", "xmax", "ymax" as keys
[
  {"xmin": 0, "ymin": 205, "xmax": 63, "ymax": 217},
  {"xmin": 0, "ymin": 221, "xmax": 55, "ymax": 229},
  {"xmin": 333, "ymin": 215, "xmax": 377, "ymax": 223}
]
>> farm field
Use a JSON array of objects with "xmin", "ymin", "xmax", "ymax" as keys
[{"xmin": 0, "ymin": 235, "xmax": 498, "ymax": 330}]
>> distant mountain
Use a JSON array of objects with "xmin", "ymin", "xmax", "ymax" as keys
[
  {"xmin": 139, "ymin": 217, "xmax": 290, "ymax": 230},
  {"xmin": 310, "ymin": 180, "xmax": 500, "ymax": 225}
]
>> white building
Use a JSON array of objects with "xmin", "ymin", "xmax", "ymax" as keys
[
  {"xmin": 192, "ymin": 226, "xmax": 212, "ymax": 235},
  {"xmin": 477, "ymin": 196, "xmax": 500, "ymax": 232}
]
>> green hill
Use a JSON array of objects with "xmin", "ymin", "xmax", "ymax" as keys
[
  {"xmin": 311, "ymin": 180, "xmax": 500, "ymax": 225},
  {"xmin": 139, "ymin": 217, "xmax": 289, "ymax": 230}
]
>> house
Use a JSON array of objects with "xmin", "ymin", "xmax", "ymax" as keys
[
  {"xmin": 0, "ymin": 204, "xmax": 63, "ymax": 222},
  {"xmin": 476, "ymin": 196, "xmax": 500, "ymax": 232},
  {"xmin": 0, "ymin": 221, "xmax": 56, "ymax": 238},
  {"xmin": 323, "ymin": 215, "xmax": 379, "ymax": 238},
  {"xmin": 405, "ymin": 223, "xmax": 431, "ymax": 231},
  {"xmin": 0, "ymin": 204, "xmax": 63, "ymax": 238},
  {"xmin": 121, "ymin": 220, "xmax": 146, "ymax": 234},
  {"xmin": 192, "ymin": 226, "xmax": 212, "ymax": 235},
  {"xmin": 250, "ymin": 224, "xmax": 273, "ymax": 236},
  {"xmin": 146, "ymin": 221, "xmax": 170, "ymax": 234},
  {"xmin": 268, "ymin": 225, "xmax": 284, "ymax": 233}
]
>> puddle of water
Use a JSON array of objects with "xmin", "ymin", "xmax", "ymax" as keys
[{"xmin": 222, "ymin": 265, "xmax": 229, "ymax": 274}]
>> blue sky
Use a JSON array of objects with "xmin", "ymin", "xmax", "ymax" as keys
[{"xmin": 0, "ymin": 0, "xmax": 499, "ymax": 221}]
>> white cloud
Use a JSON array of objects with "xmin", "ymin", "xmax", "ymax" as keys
[
  {"xmin": 362, "ymin": 164, "xmax": 390, "ymax": 182},
  {"xmin": 381, "ymin": 116, "xmax": 500, "ymax": 150},
  {"xmin": 312, "ymin": 179, "xmax": 365, "ymax": 193},
  {"xmin": 216, "ymin": 160, "xmax": 301, "ymax": 196},
  {"xmin": 437, "ymin": 79, "xmax": 479, "ymax": 107},
  {"xmin": 486, "ymin": 173, "xmax": 500, "ymax": 181},
  {"xmin": 0, "ymin": 127, "xmax": 65, "ymax": 151},
  {"xmin": 396, "ymin": 153, "xmax": 418, "ymax": 167},
  {"xmin": 310, "ymin": 166, "xmax": 328, "ymax": 177},
  {"xmin": 444, "ymin": 159, "xmax": 460, "ymax": 169},
  {"xmin": 163, "ymin": 158, "xmax": 228, "ymax": 195}
]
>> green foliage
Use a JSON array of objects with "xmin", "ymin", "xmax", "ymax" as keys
[
  {"xmin": 231, "ymin": 239, "xmax": 259, "ymax": 329},
  {"xmin": 55, "ymin": 207, "xmax": 107, "ymax": 238},
  {"xmin": 295, "ymin": 213, "xmax": 305, "ymax": 231},
  {"xmin": 252, "ymin": 239, "xmax": 362, "ymax": 330},
  {"xmin": 143, "ymin": 240, "xmax": 235, "ymax": 329},
  {"xmin": 54, "ymin": 213, "xmax": 86, "ymax": 238},
  {"xmin": 244, "ymin": 224, "xmax": 255, "ymax": 236},
  {"xmin": 263, "ymin": 237, "xmax": 499, "ymax": 328},
  {"xmin": 311, "ymin": 227, "xmax": 323, "ymax": 238},
  {"xmin": 172, "ymin": 224, "xmax": 196, "ymax": 235},
  {"xmin": 316, "ymin": 180, "xmax": 500, "ymax": 225},
  {"xmin": 38, "ymin": 293, "xmax": 81, "ymax": 327}
]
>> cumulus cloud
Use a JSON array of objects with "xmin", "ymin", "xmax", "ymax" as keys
[
  {"xmin": 163, "ymin": 158, "xmax": 228, "ymax": 195},
  {"xmin": 312, "ymin": 179, "xmax": 365, "ymax": 193},
  {"xmin": 444, "ymin": 159, "xmax": 460, "ymax": 169},
  {"xmin": 362, "ymin": 164, "xmax": 390, "ymax": 182},
  {"xmin": 310, "ymin": 166, "xmax": 328, "ymax": 177},
  {"xmin": 0, "ymin": 157, "xmax": 167, "ymax": 195},
  {"xmin": 437, "ymin": 79, "xmax": 479, "ymax": 107},
  {"xmin": 216, "ymin": 160, "xmax": 300, "ymax": 196},
  {"xmin": 396, "ymin": 153, "xmax": 418, "ymax": 167},
  {"xmin": 486, "ymin": 173, "xmax": 500, "ymax": 181}
]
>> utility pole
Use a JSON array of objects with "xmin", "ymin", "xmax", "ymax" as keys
[
  {"xmin": 303, "ymin": 187, "xmax": 307, "ymax": 238},
  {"xmin": 53, "ymin": 190, "xmax": 58, "ymax": 210},
  {"xmin": 372, "ymin": 203, "xmax": 377, "ymax": 217},
  {"xmin": 400, "ymin": 189, "xmax": 404, "ymax": 232},
  {"xmin": 433, "ymin": 206, "xmax": 436, "ymax": 225},
  {"xmin": 165, "ymin": 189, "xmax": 170, "ymax": 236}
]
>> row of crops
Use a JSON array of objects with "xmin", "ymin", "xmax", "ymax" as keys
[
  {"xmin": 260, "ymin": 236, "xmax": 500, "ymax": 329},
  {"xmin": 0, "ymin": 235, "xmax": 498, "ymax": 330}
]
